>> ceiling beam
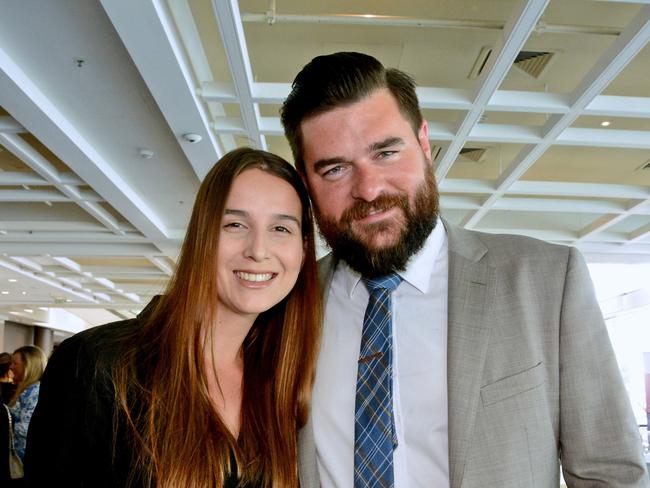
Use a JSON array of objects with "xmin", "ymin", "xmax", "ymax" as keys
[
  {"xmin": 0, "ymin": 43, "xmax": 172, "ymax": 245},
  {"xmin": 461, "ymin": 5, "xmax": 650, "ymax": 229},
  {"xmin": 166, "ymin": 0, "xmax": 237, "ymax": 154},
  {"xmin": 0, "ymin": 242, "xmax": 162, "ymax": 256},
  {"xmin": 0, "ymin": 171, "xmax": 83, "ymax": 186},
  {"xmin": 0, "ymin": 189, "xmax": 101, "ymax": 203},
  {"xmin": 99, "ymin": 0, "xmax": 223, "ymax": 179},
  {"xmin": 576, "ymin": 199, "xmax": 650, "ymax": 241},
  {"xmin": 52, "ymin": 256, "xmax": 141, "ymax": 303},
  {"xmin": 204, "ymin": 81, "xmax": 650, "ymax": 120},
  {"xmin": 628, "ymin": 221, "xmax": 650, "ymax": 242},
  {"xmin": 0, "ymin": 133, "xmax": 123, "ymax": 234},
  {"xmin": 211, "ymin": 0, "xmax": 266, "ymax": 149},
  {"xmin": 0, "ymin": 116, "xmax": 25, "ymax": 133},
  {"xmin": 0, "ymin": 257, "xmax": 98, "ymax": 303},
  {"xmin": 506, "ymin": 180, "xmax": 650, "ymax": 199},
  {"xmin": 147, "ymin": 256, "xmax": 174, "ymax": 277},
  {"xmin": 435, "ymin": 0, "xmax": 549, "ymax": 180},
  {"xmin": 0, "ymin": 232, "xmax": 149, "ymax": 243},
  {"xmin": 223, "ymin": 113, "xmax": 650, "ymax": 149},
  {"xmin": 439, "ymin": 179, "xmax": 650, "ymax": 199}
]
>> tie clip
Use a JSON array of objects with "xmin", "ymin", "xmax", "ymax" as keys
[{"xmin": 358, "ymin": 351, "xmax": 383, "ymax": 363}]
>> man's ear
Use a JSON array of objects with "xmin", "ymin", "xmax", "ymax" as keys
[{"xmin": 417, "ymin": 119, "xmax": 432, "ymax": 161}]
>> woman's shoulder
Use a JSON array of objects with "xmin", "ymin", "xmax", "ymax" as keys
[
  {"xmin": 14, "ymin": 381, "xmax": 39, "ymax": 407},
  {"xmin": 55, "ymin": 296, "xmax": 161, "ymax": 369},
  {"xmin": 55, "ymin": 317, "xmax": 140, "ymax": 369}
]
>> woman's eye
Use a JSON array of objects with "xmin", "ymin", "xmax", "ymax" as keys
[{"xmin": 224, "ymin": 222, "xmax": 245, "ymax": 230}]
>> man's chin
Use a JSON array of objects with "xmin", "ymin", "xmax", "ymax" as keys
[
  {"xmin": 350, "ymin": 221, "xmax": 405, "ymax": 248},
  {"xmin": 352, "ymin": 231, "xmax": 401, "ymax": 251}
]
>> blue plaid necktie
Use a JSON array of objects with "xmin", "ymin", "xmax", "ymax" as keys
[{"xmin": 354, "ymin": 273, "xmax": 402, "ymax": 488}]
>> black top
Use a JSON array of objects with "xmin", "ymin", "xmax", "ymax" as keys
[
  {"xmin": 24, "ymin": 302, "xmax": 262, "ymax": 488},
  {"xmin": 1, "ymin": 382, "xmax": 16, "ymax": 405}
]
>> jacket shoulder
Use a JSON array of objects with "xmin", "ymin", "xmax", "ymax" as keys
[
  {"xmin": 46, "ymin": 317, "xmax": 142, "ymax": 386},
  {"xmin": 447, "ymin": 223, "xmax": 573, "ymax": 268}
]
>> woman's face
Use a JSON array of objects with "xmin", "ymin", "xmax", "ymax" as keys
[
  {"xmin": 11, "ymin": 353, "xmax": 25, "ymax": 383},
  {"xmin": 216, "ymin": 169, "xmax": 305, "ymax": 323}
]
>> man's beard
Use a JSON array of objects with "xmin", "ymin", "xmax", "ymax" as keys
[{"xmin": 314, "ymin": 168, "xmax": 439, "ymax": 278}]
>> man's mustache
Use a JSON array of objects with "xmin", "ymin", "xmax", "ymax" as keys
[{"xmin": 340, "ymin": 193, "xmax": 408, "ymax": 224}]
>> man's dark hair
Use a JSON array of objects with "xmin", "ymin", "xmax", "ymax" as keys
[{"xmin": 280, "ymin": 52, "xmax": 423, "ymax": 173}]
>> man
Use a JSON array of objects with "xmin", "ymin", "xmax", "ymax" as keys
[{"xmin": 281, "ymin": 52, "xmax": 649, "ymax": 488}]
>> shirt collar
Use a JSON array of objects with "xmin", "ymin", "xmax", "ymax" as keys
[{"xmin": 341, "ymin": 216, "xmax": 446, "ymax": 297}]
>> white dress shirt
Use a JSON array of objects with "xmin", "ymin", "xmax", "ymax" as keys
[{"xmin": 312, "ymin": 218, "xmax": 449, "ymax": 488}]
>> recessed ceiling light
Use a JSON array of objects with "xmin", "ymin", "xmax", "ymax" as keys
[
  {"xmin": 138, "ymin": 148, "xmax": 155, "ymax": 159},
  {"xmin": 8, "ymin": 278, "xmax": 17, "ymax": 282},
  {"xmin": 23, "ymin": 309, "xmax": 33, "ymax": 313},
  {"xmin": 21, "ymin": 291, "xmax": 27, "ymax": 295},
  {"xmin": 600, "ymin": 121, "xmax": 611, "ymax": 127},
  {"xmin": 1, "ymin": 291, "xmax": 9, "ymax": 294}
]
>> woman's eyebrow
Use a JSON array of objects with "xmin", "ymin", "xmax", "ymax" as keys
[{"xmin": 224, "ymin": 208, "xmax": 300, "ymax": 225}]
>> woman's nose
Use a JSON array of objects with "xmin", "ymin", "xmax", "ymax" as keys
[{"xmin": 244, "ymin": 230, "xmax": 269, "ymax": 261}]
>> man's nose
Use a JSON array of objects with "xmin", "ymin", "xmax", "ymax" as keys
[{"xmin": 351, "ymin": 164, "xmax": 384, "ymax": 202}]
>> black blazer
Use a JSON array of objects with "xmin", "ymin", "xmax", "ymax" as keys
[
  {"xmin": 25, "ymin": 300, "xmax": 258, "ymax": 488},
  {"xmin": 24, "ymin": 316, "xmax": 141, "ymax": 488}
]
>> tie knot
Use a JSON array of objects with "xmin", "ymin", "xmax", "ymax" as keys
[{"xmin": 363, "ymin": 273, "xmax": 402, "ymax": 294}]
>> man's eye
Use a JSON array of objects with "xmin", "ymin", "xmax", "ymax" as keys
[
  {"xmin": 378, "ymin": 150, "xmax": 397, "ymax": 159},
  {"xmin": 323, "ymin": 165, "xmax": 344, "ymax": 177},
  {"xmin": 273, "ymin": 226, "xmax": 291, "ymax": 233}
]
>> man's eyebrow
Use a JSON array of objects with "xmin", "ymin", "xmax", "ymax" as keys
[
  {"xmin": 312, "ymin": 157, "xmax": 347, "ymax": 173},
  {"xmin": 310, "ymin": 138, "xmax": 404, "ymax": 172},
  {"xmin": 367, "ymin": 137, "xmax": 405, "ymax": 153},
  {"xmin": 224, "ymin": 209, "xmax": 300, "ymax": 225}
]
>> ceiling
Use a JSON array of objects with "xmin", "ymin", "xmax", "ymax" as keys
[{"xmin": 0, "ymin": 0, "xmax": 649, "ymax": 331}]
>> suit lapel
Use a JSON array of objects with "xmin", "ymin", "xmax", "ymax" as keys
[
  {"xmin": 445, "ymin": 223, "xmax": 493, "ymax": 488},
  {"xmin": 298, "ymin": 253, "xmax": 336, "ymax": 488}
]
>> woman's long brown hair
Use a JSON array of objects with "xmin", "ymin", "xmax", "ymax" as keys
[{"xmin": 110, "ymin": 148, "xmax": 321, "ymax": 487}]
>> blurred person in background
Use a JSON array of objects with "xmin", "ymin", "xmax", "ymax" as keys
[
  {"xmin": 8, "ymin": 346, "xmax": 46, "ymax": 461},
  {"xmin": 0, "ymin": 352, "xmax": 16, "ymax": 404}
]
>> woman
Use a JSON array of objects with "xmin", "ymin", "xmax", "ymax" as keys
[
  {"xmin": 8, "ymin": 346, "xmax": 47, "ymax": 461},
  {"xmin": 25, "ymin": 148, "xmax": 321, "ymax": 487},
  {"xmin": 0, "ymin": 352, "xmax": 16, "ymax": 404}
]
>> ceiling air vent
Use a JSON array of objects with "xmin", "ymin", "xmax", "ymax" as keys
[
  {"xmin": 458, "ymin": 147, "xmax": 487, "ymax": 163},
  {"xmin": 637, "ymin": 158, "xmax": 650, "ymax": 171},
  {"xmin": 468, "ymin": 46, "xmax": 493, "ymax": 79},
  {"xmin": 430, "ymin": 144, "xmax": 442, "ymax": 161},
  {"xmin": 514, "ymin": 50, "xmax": 554, "ymax": 78}
]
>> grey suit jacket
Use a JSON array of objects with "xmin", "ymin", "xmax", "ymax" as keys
[{"xmin": 298, "ymin": 222, "xmax": 649, "ymax": 487}]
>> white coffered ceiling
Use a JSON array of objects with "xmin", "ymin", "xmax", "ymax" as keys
[{"xmin": 0, "ymin": 0, "xmax": 649, "ymax": 329}]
